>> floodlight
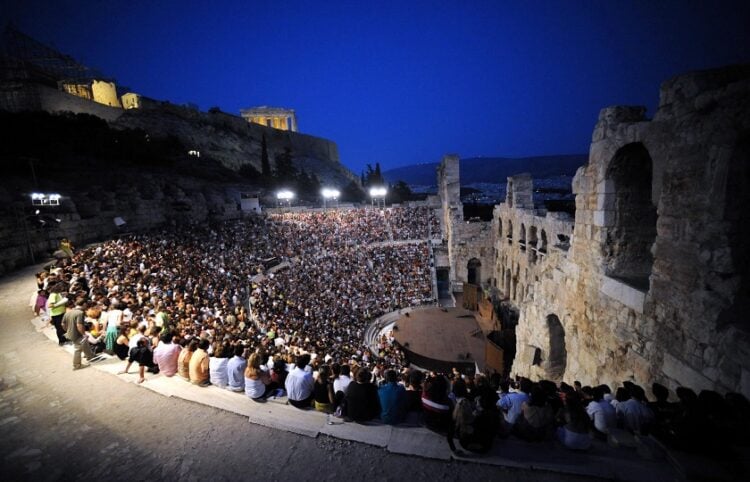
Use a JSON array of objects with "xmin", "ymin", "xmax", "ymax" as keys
[
  {"xmin": 369, "ymin": 187, "xmax": 387, "ymax": 197},
  {"xmin": 321, "ymin": 188, "xmax": 340, "ymax": 199},
  {"xmin": 276, "ymin": 190, "xmax": 295, "ymax": 200}
]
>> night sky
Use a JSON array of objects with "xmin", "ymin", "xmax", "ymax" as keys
[{"xmin": 2, "ymin": 0, "xmax": 749, "ymax": 175}]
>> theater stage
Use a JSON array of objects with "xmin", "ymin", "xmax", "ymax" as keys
[{"xmin": 392, "ymin": 307, "xmax": 487, "ymax": 373}]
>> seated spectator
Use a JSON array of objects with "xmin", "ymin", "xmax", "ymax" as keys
[
  {"xmin": 114, "ymin": 326, "xmax": 130, "ymax": 360},
  {"xmin": 189, "ymin": 338, "xmax": 210, "ymax": 386},
  {"xmin": 378, "ymin": 369, "xmax": 406, "ymax": 424},
  {"xmin": 557, "ymin": 392, "xmax": 592, "ymax": 450},
  {"xmin": 498, "ymin": 377, "xmax": 532, "ymax": 435},
  {"xmin": 332, "ymin": 363, "xmax": 352, "ymax": 397},
  {"xmin": 269, "ymin": 358, "xmax": 288, "ymax": 396},
  {"xmin": 346, "ymin": 368, "xmax": 380, "ymax": 423},
  {"xmin": 405, "ymin": 369, "xmax": 424, "ymax": 413},
  {"xmin": 313, "ymin": 364, "xmax": 335, "ymax": 413},
  {"xmin": 120, "ymin": 337, "xmax": 156, "ymax": 384},
  {"xmin": 422, "ymin": 374, "xmax": 451, "ymax": 433},
  {"xmin": 587, "ymin": 385, "xmax": 617, "ymax": 438},
  {"xmin": 209, "ymin": 342, "xmax": 230, "ymax": 388},
  {"xmin": 245, "ymin": 352, "xmax": 273, "ymax": 401},
  {"xmin": 616, "ymin": 384, "xmax": 654, "ymax": 434},
  {"xmin": 649, "ymin": 382, "xmax": 677, "ymax": 435},
  {"xmin": 153, "ymin": 332, "xmax": 181, "ymax": 377},
  {"xmin": 447, "ymin": 377, "xmax": 497, "ymax": 454},
  {"xmin": 514, "ymin": 385, "xmax": 554, "ymax": 441},
  {"xmin": 178, "ymin": 340, "xmax": 197, "ymax": 380},
  {"xmin": 285, "ymin": 354, "xmax": 314, "ymax": 409},
  {"xmin": 226, "ymin": 344, "xmax": 247, "ymax": 392}
]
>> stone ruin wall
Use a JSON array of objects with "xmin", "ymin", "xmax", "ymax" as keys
[
  {"xmin": 443, "ymin": 65, "xmax": 750, "ymax": 398},
  {"xmin": 436, "ymin": 154, "xmax": 496, "ymax": 292}
]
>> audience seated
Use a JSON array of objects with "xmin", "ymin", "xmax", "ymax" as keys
[{"xmin": 35, "ymin": 207, "xmax": 750, "ymax": 461}]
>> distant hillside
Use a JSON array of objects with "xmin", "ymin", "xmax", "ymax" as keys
[{"xmin": 382, "ymin": 155, "xmax": 588, "ymax": 185}]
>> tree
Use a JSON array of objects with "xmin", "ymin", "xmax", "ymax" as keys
[
  {"xmin": 274, "ymin": 147, "xmax": 297, "ymax": 185},
  {"xmin": 390, "ymin": 180, "xmax": 412, "ymax": 203},
  {"xmin": 260, "ymin": 135, "xmax": 271, "ymax": 180},
  {"xmin": 342, "ymin": 180, "xmax": 365, "ymax": 202}
]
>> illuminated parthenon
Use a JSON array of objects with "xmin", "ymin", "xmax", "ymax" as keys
[{"xmin": 240, "ymin": 106, "xmax": 298, "ymax": 132}]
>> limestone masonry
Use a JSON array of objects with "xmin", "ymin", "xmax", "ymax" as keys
[{"xmin": 439, "ymin": 64, "xmax": 750, "ymax": 398}]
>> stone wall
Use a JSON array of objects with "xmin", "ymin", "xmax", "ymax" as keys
[{"xmin": 443, "ymin": 64, "xmax": 750, "ymax": 397}]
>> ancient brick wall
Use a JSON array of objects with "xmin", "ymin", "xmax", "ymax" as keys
[{"xmin": 445, "ymin": 65, "xmax": 750, "ymax": 397}]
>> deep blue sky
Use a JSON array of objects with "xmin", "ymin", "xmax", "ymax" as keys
[{"xmin": 2, "ymin": 1, "xmax": 749, "ymax": 175}]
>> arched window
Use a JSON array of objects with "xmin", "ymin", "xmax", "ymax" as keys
[
  {"xmin": 528, "ymin": 226, "xmax": 538, "ymax": 263},
  {"xmin": 604, "ymin": 143, "xmax": 657, "ymax": 290},
  {"xmin": 545, "ymin": 314, "xmax": 566, "ymax": 380},
  {"xmin": 540, "ymin": 230, "xmax": 548, "ymax": 255},
  {"xmin": 519, "ymin": 223, "xmax": 527, "ymax": 251},
  {"xmin": 498, "ymin": 218, "xmax": 503, "ymax": 238},
  {"xmin": 507, "ymin": 220, "xmax": 513, "ymax": 245}
]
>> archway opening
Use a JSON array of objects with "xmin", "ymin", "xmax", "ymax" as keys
[
  {"xmin": 467, "ymin": 258, "xmax": 482, "ymax": 285},
  {"xmin": 605, "ymin": 143, "xmax": 657, "ymax": 290},
  {"xmin": 545, "ymin": 314, "xmax": 567, "ymax": 380},
  {"xmin": 529, "ymin": 226, "xmax": 538, "ymax": 263}
]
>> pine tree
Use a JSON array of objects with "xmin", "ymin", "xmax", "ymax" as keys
[
  {"xmin": 260, "ymin": 135, "xmax": 271, "ymax": 180},
  {"xmin": 374, "ymin": 162, "xmax": 383, "ymax": 185}
]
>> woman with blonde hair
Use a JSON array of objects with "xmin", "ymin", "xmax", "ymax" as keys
[{"xmin": 244, "ymin": 352, "xmax": 272, "ymax": 401}]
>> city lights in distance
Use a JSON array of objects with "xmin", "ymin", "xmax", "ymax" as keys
[
  {"xmin": 276, "ymin": 190, "xmax": 295, "ymax": 200},
  {"xmin": 321, "ymin": 188, "xmax": 340, "ymax": 199},
  {"xmin": 369, "ymin": 187, "xmax": 387, "ymax": 197}
]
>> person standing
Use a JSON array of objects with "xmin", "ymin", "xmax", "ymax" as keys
[
  {"xmin": 63, "ymin": 298, "xmax": 92, "ymax": 370},
  {"xmin": 47, "ymin": 283, "xmax": 68, "ymax": 345}
]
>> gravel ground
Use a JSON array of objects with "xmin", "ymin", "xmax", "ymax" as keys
[{"xmin": 0, "ymin": 263, "xmax": 595, "ymax": 481}]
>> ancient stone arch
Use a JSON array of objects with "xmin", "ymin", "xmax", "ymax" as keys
[
  {"xmin": 717, "ymin": 136, "xmax": 750, "ymax": 330},
  {"xmin": 519, "ymin": 223, "xmax": 527, "ymax": 252},
  {"xmin": 603, "ymin": 142, "xmax": 657, "ymax": 290},
  {"xmin": 545, "ymin": 314, "xmax": 567, "ymax": 380},
  {"xmin": 467, "ymin": 258, "xmax": 482, "ymax": 285}
]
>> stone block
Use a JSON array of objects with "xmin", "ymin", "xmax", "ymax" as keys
[
  {"xmin": 600, "ymin": 276, "xmax": 646, "ymax": 314},
  {"xmin": 661, "ymin": 352, "xmax": 714, "ymax": 392},
  {"xmin": 596, "ymin": 193, "xmax": 614, "ymax": 211},
  {"xmin": 593, "ymin": 210, "xmax": 614, "ymax": 227}
]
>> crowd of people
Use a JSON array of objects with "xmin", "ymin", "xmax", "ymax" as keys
[{"xmin": 30, "ymin": 205, "xmax": 749, "ymax": 459}]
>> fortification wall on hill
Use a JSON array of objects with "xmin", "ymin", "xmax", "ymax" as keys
[
  {"xmin": 441, "ymin": 64, "xmax": 750, "ymax": 398},
  {"xmin": 0, "ymin": 83, "xmax": 352, "ymax": 186}
]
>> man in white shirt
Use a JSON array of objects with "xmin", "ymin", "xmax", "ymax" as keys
[
  {"xmin": 498, "ymin": 378, "xmax": 532, "ymax": 425},
  {"xmin": 587, "ymin": 385, "xmax": 617, "ymax": 436},
  {"xmin": 285, "ymin": 354, "xmax": 314, "ymax": 409},
  {"xmin": 333, "ymin": 364, "xmax": 352, "ymax": 395}
]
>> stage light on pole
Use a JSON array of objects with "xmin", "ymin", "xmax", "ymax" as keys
[
  {"xmin": 369, "ymin": 186, "xmax": 387, "ymax": 208},
  {"xmin": 321, "ymin": 188, "xmax": 340, "ymax": 209},
  {"xmin": 276, "ymin": 189, "xmax": 294, "ymax": 208}
]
